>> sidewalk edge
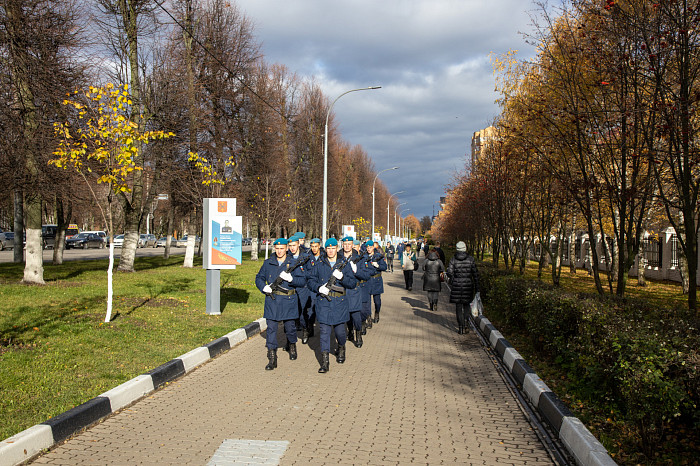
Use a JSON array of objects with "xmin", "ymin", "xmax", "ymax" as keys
[
  {"xmin": 473, "ymin": 315, "xmax": 617, "ymax": 466},
  {"xmin": 0, "ymin": 317, "xmax": 265, "ymax": 466}
]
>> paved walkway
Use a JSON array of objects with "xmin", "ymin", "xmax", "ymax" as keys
[{"xmin": 31, "ymin": 260, "xmax": 555, "ymax": 465}]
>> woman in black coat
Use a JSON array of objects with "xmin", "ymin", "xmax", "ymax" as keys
[
  {"xmin": 446, "ymin": 241, "xmax": 480, "ymax": 335},
  {"xmin": 422, "ymin": 249, "xmax": 445, "ymax": 310}
]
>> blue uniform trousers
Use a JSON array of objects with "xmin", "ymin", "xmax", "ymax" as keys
[
  {"xmin": 360, "ymin": 283, "xmax": 372, "ymax": 321},
  {"xmin": 319, "ymin": 322, "xmax": 347, "ymax": 353},
  {"xmin": 372, "ymin": 294, "xmax": 382, "ymax": 313},
  {"xmin": 266, "ymin": 319, "xmax": 297, "ymax": 349},
  {"xmin": 350, "ymin": 310, "xmax": 363, "ymax": 331}
]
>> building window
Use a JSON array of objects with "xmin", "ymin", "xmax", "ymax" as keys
[
  {"xmin": 562, "ymin": 238, "xmax": 570, "ymax": 261},
  {"xmin": 671, "ymin": 235, "xmax": 679, "ymax": 267},
  {"xmin": 575, "ymin": 240, "xmax": 582, "ymax": 261},
  {"xmin": 643, "ymin": 237, "xmax": 662, "ymax": 268}
]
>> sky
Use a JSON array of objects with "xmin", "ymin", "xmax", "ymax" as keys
[{"xmin": 234, "ymin": 0, "xmax": 543, "ymax": 221}]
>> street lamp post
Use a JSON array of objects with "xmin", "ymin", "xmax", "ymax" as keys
[
  {"xmin": 394, "ymin": 202, "xmax": 407, "ymax": 240},
  {"xmin": 372, "ymin": 166, "xmax": 398, "ymax": 243},
  {"xmin": 322, "ymin": 86, "xmax": 381, "ymax": 244},
  {"xmin": 400, "ymin": 208, "xmax": 411, "ymax": 240},
  {"xmin": 387, "ymin": 190, "xmax": 404, "ymax": 239}
]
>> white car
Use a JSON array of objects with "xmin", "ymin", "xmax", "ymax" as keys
[{"xmin": 112, "ymin": 234, "xmax": 124, "ymax": 247}]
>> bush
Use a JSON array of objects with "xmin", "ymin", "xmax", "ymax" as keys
[{"xmin": 479, "ymin": 265, "xmax": 700, "ymax": 459}]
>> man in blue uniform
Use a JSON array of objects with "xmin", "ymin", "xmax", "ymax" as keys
[
  {"xmin": 358, "ymin": 241, "xmax": 373, "ymax": 334},
  {"xmin": 255, "ymin": 238, "xmax": 307, "ymax": 370},
  {"xmin": 307, "ymin": 238, "xmax": 357, "ymax": 373},
  {"xmin": 341, "ymin": 236, "xmax": 371, "ymax": 348},
  {"xmin": 287, "ymin": 235, "xmax": 313, "ymax": 345},
  {"xmin": 296, "ymin": 232, "xmax": 309, "ymax": 254},
  {"xmin": 366, "ymin": 240, "xmax": 388, "ymax": 323}
]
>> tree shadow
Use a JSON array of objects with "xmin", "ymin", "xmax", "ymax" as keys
[
  {"xmin": 113, "ymin": 278, "xmax": 196, "ymax": 318},
  {"xmin": 220, "ymin": 288, "xmax": 251, "ymax": 312}
]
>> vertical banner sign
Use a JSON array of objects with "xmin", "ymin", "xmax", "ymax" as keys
[
  {"xmin": 342, "ymin": 225, "xmax": 356, "ymax": 239},
  {"xmin": 203, "ymin": 198, "xmax": 242, "ymax": 269}
]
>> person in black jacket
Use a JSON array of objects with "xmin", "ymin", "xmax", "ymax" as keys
[
  {"xmin": 446, "ymin": 241, "xmax": 480, "ymax": 335},
  {"xmin": 422, "ymin": 248, "xmax": 445, "ymax": 310}
]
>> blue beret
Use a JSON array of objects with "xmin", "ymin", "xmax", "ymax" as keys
[
  {"xmin": 366, "ymin": 240, "xmax": 374, "ymax": 246},
  {"xmin": 273, "ymin": 238, "xmax": 288, "ymax": 245},
  {"xmin": 341, "ymin": 236, "xmax": 354, "ymax": 242},
  {"xmin": 353, "ymin": 240, "xmax": 361, "ymax": 246},
  {"xmin": 325, "ymin": 238, "xmax": 338, "ymax": 248},
  {"xmin": 287, "ymin": 235, "xmax": 299, "ymax": 243},
  {"xmin": 310, "ymin": 238, "xmax": 321, "ymax": 244},
  {"xmin": 296, "ymin": 232, "xmax": 306, "ymax": 238}
]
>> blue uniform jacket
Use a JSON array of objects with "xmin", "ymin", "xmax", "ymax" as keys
[
  {"xmin": 367, "ymin": 252, "xmax": 388, "ymax": 295},
  {"xmin": 308, "ymin": 256, "xmax": 357, "ymax": 325},
  {"xmin": 341, "ymin": 251, "xmax": 371, "ymax": 312},
  {"xmin": 288, "ymin": 250, "xmax": 312, "ymax": 311},
  {"xmin": 255, "ymin": 255, "xmax": 307, "ymax": 321}
]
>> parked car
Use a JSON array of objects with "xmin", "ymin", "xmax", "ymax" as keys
[
  {"xmin": 65, "ymin": 233, "xmax": 104, "ymax": 249},
  {"xmin": 0, "ymin": 231, "xmax": 14, "ymax": 250},
  {"xmin": 155, "ymin": 237, "xmax": 167, "ymax": 248},
  {"xmin": 138, "ymin": 234, "xmax": 157, "ymax": 248},
  {"xmin": 42, "ymin": 224, "xmax": 79, "ymax": 249},
  {"xmin": 242, "ymin": 237, "xmax": 252, "ymax": 245},
  {"xmin": 82, "ymin": 230, "xmax": 108, "ymax": 246},
  {"xmin": 112, "ymin": 234, "xmax": 124, "ymax": 247},
  {"xmin": 176, "ymin": 235, "xmax": 201, "ymax": 247}
]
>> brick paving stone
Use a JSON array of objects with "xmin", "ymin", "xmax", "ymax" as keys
[{"xmin": 31, "ymin": 268, "xmax": 554, "ymax": 465}]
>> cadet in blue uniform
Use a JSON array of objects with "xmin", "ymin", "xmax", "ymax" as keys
[
  {"xmin": 296, "ymin": 232, "xmax": 309, "ymax": 254},
  {"xmin": 307, "ymin": 238, "xmax": 357, "ymax": 373},
  {"xmin": 303, "ymin": 238, "xmax": 323, "ymax": 343},
  {"xmin": 358, "ymin": 241, "xmax": 373, "ymax": 333},
  {"xmin": 366, "ymin": 241, "xmax": 388, "ymax": 323},
  {"xmin": 341, "ymin": 236, "xmax": 371, "ymax": 348},
  {"xmin": 255, "ymin": 238, "xmax": 307, "ymax": 370},
  {"xmin": 286, "ymin": 235, "xmax": 313, "ymax": 345}
]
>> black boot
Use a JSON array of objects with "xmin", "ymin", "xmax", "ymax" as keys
[
  {"xmin": 347, "ymin": 324, "xmax": 355, "ymax": 342},
  {"xmin": 336, "ymin": 345, "xmax": 346, "ymax": 364},
  {"xmin": 373, "ymin": 310, "xmax": 380, "ymax": 323},
  {"xmin": 318, "ymin": 352, "xmax": 330, "ymax": 373},
  {"xmin": 308, "ymin": 325, "xmax": 315, "ymax": 338},
  {"xmin": 354, "ymin": 330, "xmax": 363, "ymax": 348},
  {"xmin": 265, "ymin": 348, "xmax": 277, "ymax": 370},
  {"xmin": 302, "ymin": 328, "xmax": 309, "ymax": 344},
  {"xmin": 289, "ymin": 343, "xmax": 297, "ymax": 360},
  {"xmin": 367, "ymin": 316, "xmax": 373, "ymax": 329},
  {"xmin": 361, "ymin": 321, "xmax": 367, "ymax": 335}
]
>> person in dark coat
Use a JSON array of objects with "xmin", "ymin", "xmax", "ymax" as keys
[
  {"xmin": 366, "ymin": 241, "xmax": 387, "ymax": 323},
  {"xmin": 307, "ymin": 238, "xmax": 357, "ymax": 373},
  {"xmin": 341, "ymin": 236, "xmax": 371, "ymax": 348},
  {"xmin": 422, "ymin": 248, "xmax": 445, "ymax": 311},
  {"xmin": 255, "ymin": 238, "xmax": 308, "ymax": 370},
  {"xmin": 446, "ymin": 241, "xmax": 480, "ymax": 335},
  {"xmin": 385, "ymin": 242, "xmax": 396, "ymax": 272},
  {"xmin": 434, "ymin": 241, "xmax": 446, "ymax": 265}
]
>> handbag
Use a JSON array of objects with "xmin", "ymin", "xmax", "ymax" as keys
[
  {"xmin": 413, "ymin": 257, "xmax": 419, "ymax": 271},
  {"xmin": 470, "ymin": 292, "xmax": 483, "ymax": 317},
  {"xmin": 440, "ymin": 272, "xmax": 445, "ymax": 282}
]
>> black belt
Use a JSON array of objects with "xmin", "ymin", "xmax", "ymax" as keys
[
  {"xmin": 273, "ymin": 289, "xmax": 296, "ymax": 296},
  {"xmin": 328, "ymin": 290, "xmax": 346, "ymax": 297}
]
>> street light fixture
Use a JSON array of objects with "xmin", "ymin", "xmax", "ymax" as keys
[
  {"xmin": 372, "ymin": 166, "xmax": 399, "ymax": 243},
  {"xmin": 387, "ymin": 190, "xmax": 404, "ymax": 239},
  {"xmin": 322, "ymin": 86, "xmax": 381, "ymax": 244},
  {"xmin": 394, "ymin": 202, "xmax": 407, "ymax": 240}
]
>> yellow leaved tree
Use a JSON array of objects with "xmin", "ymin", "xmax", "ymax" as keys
[{"xmin": 51, "ymin": 83, "xmax": 174, "ymax": 322}]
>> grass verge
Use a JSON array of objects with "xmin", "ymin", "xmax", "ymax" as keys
[{"xmin": 0, "ymin": 252, "xmax": 263, "ymax": 441}]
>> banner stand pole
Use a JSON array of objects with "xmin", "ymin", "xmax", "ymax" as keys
[{"xmin": 206, "ymin": 269, "xmax": 221, "ymax": 315}]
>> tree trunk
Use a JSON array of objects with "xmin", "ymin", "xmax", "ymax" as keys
[
  {"xmin": 52, "ymin": 196, "xmax": 71, "ymax": 265},
  {"xmin": 13, "ymin": 189, "xmax": 23, "ymax": 263},
  {"xmin": 250, "ymin": 221, "xmax": 259, "ymax": 261},
  {"xmin": 164, "ymin": 202, "xmax": 174, "ymax": 259},
  {"xmin": 23, "ymin": 193, "xmax": 44, "ymax": 284},
  {"xmin": 637, "ymin": 252, "xmax": 646, "ymax": 287},
  {"xmin": 183, "ymin": 214, "xmax": 196, "ymax": 268}
]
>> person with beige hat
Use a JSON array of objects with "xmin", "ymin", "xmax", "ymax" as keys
[{"xmin": 446, "ymin": 241, "xmax": 480, "ymax": 334}]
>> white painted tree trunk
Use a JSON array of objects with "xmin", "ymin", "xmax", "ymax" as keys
[
  {"xmin": 23, "ymin": 228, "xmax": 44, "ymax": 284},
  {"xmin": 183, "ymin": 236, "xmax": 195, "ymax": 268},
  {"xmin": 120, "ymin": 231, "xmax": 139, "ymax": 271},
  {"xmin": 105, "ymin": 242, "xmax": 115, "ymax": 322}
]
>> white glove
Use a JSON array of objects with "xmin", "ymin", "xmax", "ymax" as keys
[
  {"xmin": 372, "ymin": 261, "xmax": 379, "ymax": 268},
  {"xmin": 279, "ymin": 271, "xmax": 293, "ymax": 282},
  {"xmin": 318, "ymin": 285, "xmax": 330, "ymax": 295},
  {"xmin": 332, "ymin": 269, "xmax": 343, "ymax": 280},
  {"xmin": 350, "ymin": 262, "xmax": 357, "ymax": 273},
  {"xmin": 263, "ymin": 285, "xmax": 272, "ymax": 294}
]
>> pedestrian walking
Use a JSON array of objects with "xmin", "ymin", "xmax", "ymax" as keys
[
  {"xmin": 400, "ymin": 243, "xmax": 417, "ymax": 291},
  {"xmin": 307, "ymin": 238, "xmax": 357, "ymax": 373},
  {"xmin": 434, "ymin": 241, "xmax": 446, "ymax": 265},
  {"xmin": 287, "ymin": 234, "xmax": 311, "ymax": 337},
  {"xmin": 446, "ymin": 241, "xmax": 480, "ymax": 335},
  {"xmin": 300, "ymin": 237, "xmax": 323, "ymax": 343},
  {"xmin": 255, "ymin": 238, "xmax": 308, "ymax": 370},
  {"xmin": 366, "ymin": 241, "xmax": 387, "ymax": 323},
  {"xmin": 385, "ymin": 241, "xmax": 395, "ymax": 272},
  {"xmin": 341, "ymin": 236, "xmax": 370, "ymax": 348},
  {"xmin": 423, "ymin": 248, "xmax": 445, "ymax": 310}
]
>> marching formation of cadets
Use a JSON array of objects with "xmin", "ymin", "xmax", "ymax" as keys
[{"xmin": 255, "ymin": 233, "xmax": 388, "ymax": 374}]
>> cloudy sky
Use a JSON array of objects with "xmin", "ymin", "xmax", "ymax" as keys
[{"xmin": 234, "ymin": 0, "xmax": 544, "ymax": 222}]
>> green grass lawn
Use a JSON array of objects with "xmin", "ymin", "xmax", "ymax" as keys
[{"xmin": 0, "ymin": 253, "xmax": 263, "ymax": 440}]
